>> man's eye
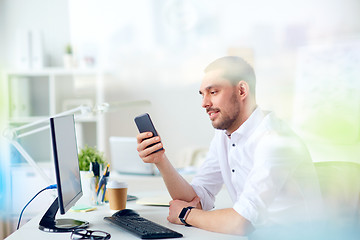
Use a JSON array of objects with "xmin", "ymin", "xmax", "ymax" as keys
[{"xmin": 210, "ymin": 91, "xmax": 217, "ymax": 95}]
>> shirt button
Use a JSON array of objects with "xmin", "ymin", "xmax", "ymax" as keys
[
  {"xmin": 232, "ymin": 169, "xmax": 235, "ymax": 173},
  {"xmin": 232, "ymin": 144, "xmax": 235, "ymax": 147}
]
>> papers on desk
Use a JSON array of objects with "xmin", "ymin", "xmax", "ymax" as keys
[
  {"xmin": 70, "ymin": 204, "xmax": 97, "ymax": 212},
  {"xmin": 136, "ymin": 195, "xmax": 172, "ymax": 207}
]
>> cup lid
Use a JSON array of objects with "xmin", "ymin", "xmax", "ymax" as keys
[{"xmin": 107, "ymin": 180, "xmax": 127, "ymax": 189}]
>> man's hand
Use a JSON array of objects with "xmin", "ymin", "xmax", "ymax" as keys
[
  {"xmin": 136, "ymin": 132, "xmax": 165, "ymax": 164},
  {"xmin": 167, "ymin": 196, "xmax": 201, "ymax": 225}
]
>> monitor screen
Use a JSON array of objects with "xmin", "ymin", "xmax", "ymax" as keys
[
  {"xmin": 51, "ymin": 114, "xmax": 82, "ymax": 214},
  {"xmin": 39, "ymin": 114, "xmax": 88, "ymax": 232}
]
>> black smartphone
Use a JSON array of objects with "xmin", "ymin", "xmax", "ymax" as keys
[{"xmin": 134, "ymin": 113, "xmax": 164, "ymax": 152}]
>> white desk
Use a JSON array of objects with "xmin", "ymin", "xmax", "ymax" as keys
[{"xmin": 5, "ymin": 174, "xmax": 247, "ymax": 240}]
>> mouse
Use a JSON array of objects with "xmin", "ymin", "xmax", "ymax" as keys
[{"xmin": 113, "ymin": 209, "xmax": 140, "ymax": 217}]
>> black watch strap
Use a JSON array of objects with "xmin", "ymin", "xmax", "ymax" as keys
[{"xmin": 179, "ymin": 206, "xmax": 194, "ymax": 227}]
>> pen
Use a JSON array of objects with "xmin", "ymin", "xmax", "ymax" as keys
[
  {"xmin": 97, "ymin": 164, "xmax": 110, "ymax": 196},
  {"xmin": 92, "ymin": 162, "xmax": 100, "ymax": 178},
  {"xmin": 101, "ymin": 167, "xmax": 110, "ymax": 202},
  {"xmin": 103, "ymin": 163, "xmax": 110, "ymax": 176},
  {"xmin": 101, "ymin": 182, "xmax": 107, "ymax": 202}
]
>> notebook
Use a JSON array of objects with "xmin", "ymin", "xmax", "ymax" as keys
[{"xmin": 136, "ymin": 195, "xmax": 171, "ymax": 207}]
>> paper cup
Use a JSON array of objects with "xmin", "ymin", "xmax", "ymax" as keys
[{"xmin": 107, "ymin": 181, "xmax": 128, "ymax": 210}]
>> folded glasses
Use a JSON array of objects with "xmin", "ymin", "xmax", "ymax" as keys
[{"xmin": 70, "ymin": 229, "xmax": 111, "ymax": 240}]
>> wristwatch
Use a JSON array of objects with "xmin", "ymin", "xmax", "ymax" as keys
[{"xmin": 178, "ymin": 206, "xmax": 194, "ymax": 227}]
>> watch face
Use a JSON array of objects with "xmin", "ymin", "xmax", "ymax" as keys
[{"xmin": 179, "ymin": 207, "xmax": 188, "ymax": 219}]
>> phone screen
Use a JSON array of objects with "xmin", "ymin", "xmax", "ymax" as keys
[{"xmin": 134, "ymin": 113, "xmax": 164, "ymax": 152}]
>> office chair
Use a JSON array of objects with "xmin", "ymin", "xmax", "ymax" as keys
[{"xmin": 314, "ymin": 161, "xmax": 360, "ymax": 237}]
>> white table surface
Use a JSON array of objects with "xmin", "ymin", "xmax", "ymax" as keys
[{"xmin": 5, "ymin": 173, "xmax": 247, "ymax": 240}]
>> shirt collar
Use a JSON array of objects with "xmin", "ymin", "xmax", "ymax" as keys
[{"xmin": 225, "ymin": 107, "xmax": 266, "ymax": 140}]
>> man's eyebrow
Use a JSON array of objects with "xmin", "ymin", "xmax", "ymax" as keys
[{"xmin": 199, "ymin": 85, "xmax": 221, "ymax": 95}]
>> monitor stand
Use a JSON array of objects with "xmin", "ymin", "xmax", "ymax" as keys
[{"xmin": 39, "ymin": 197, "xmax": 89, "ymax": 232}]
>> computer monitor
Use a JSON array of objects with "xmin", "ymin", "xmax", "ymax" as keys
[{"xmin": 39, "ymin": 114, "xmax": 89, "ymax": 232}]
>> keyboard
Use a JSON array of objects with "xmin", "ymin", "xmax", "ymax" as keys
[{"xmin": 104, "ymin": 209, "xmax": 183, "ymax": 239}]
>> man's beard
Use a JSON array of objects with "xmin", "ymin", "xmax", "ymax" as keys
[{"xmin": 210, "ymin": 92, "xmax": 240, "ymax": 130}]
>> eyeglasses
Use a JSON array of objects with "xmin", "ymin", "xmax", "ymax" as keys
[{"xmin": 70, "ymin": 229, "xmax": 111, "ymax": 240}]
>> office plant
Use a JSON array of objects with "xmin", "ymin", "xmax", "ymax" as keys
[
  {"xmin": 63, "ymin": 43, "xmax": 75, "ymax": 68},
  {"xmin": 65, "ymin": 43, "xmax": 73, "ymax": 55},
  {"xmin": 78, "ymin": 145, "xmax": 106, "ymax": 171}
]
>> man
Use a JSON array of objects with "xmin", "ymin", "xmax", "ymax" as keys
[{"xmin": 136, "ymin": 56, "xmax": 322, "ymax": 237}]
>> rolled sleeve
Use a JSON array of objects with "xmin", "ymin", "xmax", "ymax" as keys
[
  {"xmin": 190, "ymin": 159, "xmax": 224, "ymax": 210},
  {"xmin": 191, "ymin": 184, "xmax": 216, "ymax": 210},
  {"xmin": 190, "ymin": 133, "xmax": 224, "ymax": 211},
  {"xmin": 233, "ymin": 195, "xmax": 260, "ymax": 225}
]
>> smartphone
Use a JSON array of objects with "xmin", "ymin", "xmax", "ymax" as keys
[{"xmin": 134, "ymin": 113, "xmax": 164, "ymax": 152}]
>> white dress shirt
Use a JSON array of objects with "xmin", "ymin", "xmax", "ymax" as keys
[{"xmin": 191, "ymin": 107, "xmax": 323, "ymax": 231}]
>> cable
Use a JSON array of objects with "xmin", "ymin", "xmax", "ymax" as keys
[{"xmin": 16, "ymin": 184, "xmax": 57, "ymax": 230}]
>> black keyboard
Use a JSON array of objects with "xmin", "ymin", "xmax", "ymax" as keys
[{"xmin": 104, "ymin": 209, "xmax": 183, "ymax": 239}]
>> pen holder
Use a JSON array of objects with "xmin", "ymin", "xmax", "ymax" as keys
[
  {"xmin": 90, "ymin": 176, "xmax": 99, "ymax": 205},
  {"xmin": 80, "ymin": 171, "xmax": 98, "ymax": 205}
]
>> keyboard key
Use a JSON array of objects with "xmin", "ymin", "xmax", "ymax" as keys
[{"xmin": 104, "ymin": 209, "xmax": 183, "ymax": 239}]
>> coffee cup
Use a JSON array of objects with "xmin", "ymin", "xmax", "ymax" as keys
[{"xmin": 107, "ymin": 180, "xmax": 128, "ymax": 210}]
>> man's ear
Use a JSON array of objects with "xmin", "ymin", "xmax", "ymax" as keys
[{"xmin": 237, "ymin": 80, "xmax": 249, "ymax": 98}]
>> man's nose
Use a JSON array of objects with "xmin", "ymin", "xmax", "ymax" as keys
[{"xmin": 201, "ymin": 95, "xmax": 211, "ymax": 109}]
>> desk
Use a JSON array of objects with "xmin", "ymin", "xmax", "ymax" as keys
[{"xmin": 5, "ymin": 174, "xmax": 247, "ymax": 240}]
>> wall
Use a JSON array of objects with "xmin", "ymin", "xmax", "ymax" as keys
[
  {"xmin": 102, "ymin": 70, "xmax": 215, "ymax": 167},
  {"xmin": 2, "ymin": 0, "xmax": 71, "ymax": 69},
  {"xmin": 2, "ymin": 0, "xmax": 360, "ymax": 166},
  {"xmin": 0, "ymin": 1, "xmax": 4, "ymax": 70},
  {"xmin": 66, "ymin": 0, "xmax": 360, "ymax": 166}
]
